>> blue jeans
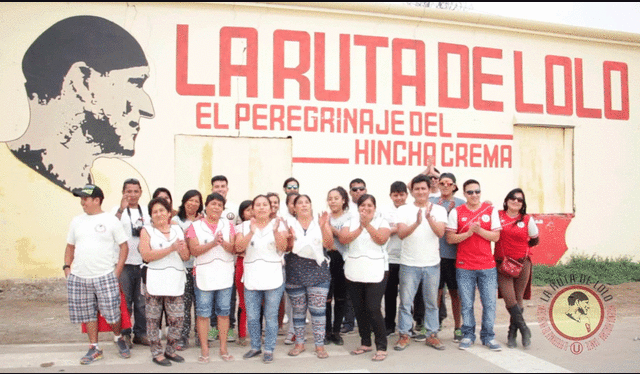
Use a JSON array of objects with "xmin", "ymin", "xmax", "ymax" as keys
[
  {"xmin": 194, "ymin": 286, "xmax": 232, "ymax": 318},
  {"xmin": 456, "ymin": 267, "xmax": 498, "ymax": 344},
  {"xmin": 398, "ymin": 264, "xmax": 440, "ymax": 336},
  {"xmin": 245, "ymin": 283, "xmax": 285, "ymax": 353}
]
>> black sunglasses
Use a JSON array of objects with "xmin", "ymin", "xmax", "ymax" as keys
[
  {"xmin": 351, "ymin": 187, "xmax": 366, "ymax": 192},
  {"xmin": 465, "ymin": 189, "xmax": 481, "ymax": 195},
  {"xmin": 509, "ymin": 197, "xmax": 524, "ymax": 203}
]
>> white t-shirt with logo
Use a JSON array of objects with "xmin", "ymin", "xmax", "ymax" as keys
[
  {"xmin": 222, "ymin": 200, "xmax": 241, "ymax": 225},
  {"xmin": 67, "ymin": 212, "xmax": 129, "ymax": 278},
  {"xmin": 397, "ymin": 202, "xmax": 448, "ymax": 267},
  {"xmin": 111, "ymin": 205, "xmax": 150, "ymax": 265}
]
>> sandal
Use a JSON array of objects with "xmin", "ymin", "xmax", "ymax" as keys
[
  {"xmin": 288, "ymin": 344, "xmax": 306, "ymax": 356},
  {"xmin": 220, "ymin": 352, "xmax": 234, "ymax": 362},
  {"xmin": 350, "ymin": 346, "xmax": 373, "ymax": 355},
  {"xmin": 197, "ymin": 356, "xmax": 210, "ymax": 364},
  {"xmin": 371, "ymin": 351, "xmax": 388, "ymax": 362},
  {"xmin": 315, "ymin": 348, "xmax": 329, "ymax": 359}
]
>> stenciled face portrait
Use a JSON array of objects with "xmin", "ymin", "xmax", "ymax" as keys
[
  {"xmin": 8, "ymin": 15, "xmax": 155, "ymax": 192},
  {"xmin": 82, "ymin": 65, "xmax": 154, "ymax": 156}
]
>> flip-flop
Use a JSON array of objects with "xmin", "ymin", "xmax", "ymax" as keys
[
  {"xmin": 315, "ymin": 349, "xmax": 329, "ymax": 359},
  {"xmin": 288, "ymin": 345, "xmax": 306, "ymax": 356},
  {"xmin": 220, "ymin": 353, "xmax": 234, "ymax": 362},
  {"xmin": 350, "ymin": 346, "xmax": 373, "ymax": 355},
  {"xmin": 371, "ymin": 351, "xmax": 387, "ymax": 362},
  {"xmin": 197, "ymin": 356, "xmax": 209, "ymax": 364}
]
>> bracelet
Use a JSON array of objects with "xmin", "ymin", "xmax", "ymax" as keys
[
  {"xmin": 62, "ymin": 264, "xmax": 70, "ymax": 270},
  {"xmin": 117, "ymin": 208, "xmax": 124, "ymax": 214}
]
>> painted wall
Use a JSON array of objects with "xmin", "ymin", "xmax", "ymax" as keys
[{"xmin": 1, "ymin": 2, "xmax": 639, "ymax": 279}]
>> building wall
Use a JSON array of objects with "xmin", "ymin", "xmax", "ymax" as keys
[{"xmin": 1, "ymin": 2, "xmax": 639, "ymax": 279}]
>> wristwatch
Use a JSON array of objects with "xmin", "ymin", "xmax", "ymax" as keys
[{"xmin": 62, "ymin": 264, "xmax": 70, "ymax": 270}]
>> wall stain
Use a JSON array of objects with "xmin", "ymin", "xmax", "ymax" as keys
[
  {"xmin": 198, "ymin": 142, "xmax": 213, "ymax": 194},
  {"xmin": 15, "ymin": 237, "xmax": 54, "ymax": 278}
]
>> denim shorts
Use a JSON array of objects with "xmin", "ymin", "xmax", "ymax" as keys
[{"xmin": 194, "ymin": 286, "xmax": 232, "ymax": 318}]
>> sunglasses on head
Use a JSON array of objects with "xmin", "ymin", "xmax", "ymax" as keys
[
  {"xmin": 509, "ymin": 197, "xmax": 524, "ymax": 203},
  {"xmin": 465, "ymin": 189, "xmax": 481, "ymax": 195},
  {"xmin": 351, "ymin": 187, "xmax": 366, "ymax": 192}
]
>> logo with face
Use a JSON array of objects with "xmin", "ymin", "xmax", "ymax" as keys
[
  {"xmin": 517, "ymin": 221, "xmax": 525, "ymax": 228},
  {"xmin": 481, "ymin": 214, "xmax": 490, "ymax": 222},
  {"xmin": 227, "ymin": 212, "xmax": 235, "ymax": 221},
  {"xmin": 95, "ymin": 224, "xmax": 106, "ymax": 233},
  {"xmin": 538, "ymin": 280, "xmax": 615, "ymax": 355}
]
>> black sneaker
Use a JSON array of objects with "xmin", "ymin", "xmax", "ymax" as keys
[{"xmin": 116, "ymin": 337, "xmax": 131, "ymax": 358}]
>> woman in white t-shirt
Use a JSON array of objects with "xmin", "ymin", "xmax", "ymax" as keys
[
  {"xmin": 186, "ymin": 193, "xmax": 236, "ymax": 363},
  {"xmin": 339, "ymin": 194, "xmax": 391, "ymax": 362},
  {"xmin": 234, "ymin": 195, "xmax": 289, "ymax": 364},
  {"xmin": 139, "ymin": 198, "xmax": 190, "ymax": 366},
  {"xmin": 325, "ymin": 186, "xmax": 351, "ymax": 346}
]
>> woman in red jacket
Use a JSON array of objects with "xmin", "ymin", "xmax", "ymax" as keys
[{"xmin": 495, "ymin": 188, "xmax": 539, "ymax": 349}]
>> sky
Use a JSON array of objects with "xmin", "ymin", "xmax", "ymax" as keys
[{"xmin": 469, "ymin": 2, "xmax": 640, "ymax": 35}]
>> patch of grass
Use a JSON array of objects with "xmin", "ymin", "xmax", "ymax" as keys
[{"xmin": 532, "ymin": 255, "xmax": 640, "ymax": 286}]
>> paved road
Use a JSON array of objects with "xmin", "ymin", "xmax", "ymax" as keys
[{"xmin": 1, "ymin": 317, "xmax": 638, "ymax": 373}]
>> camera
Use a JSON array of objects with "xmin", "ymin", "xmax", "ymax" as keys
[{"xmin": 131, "ymin": 226, "xmax": 142, "ymax": 237}]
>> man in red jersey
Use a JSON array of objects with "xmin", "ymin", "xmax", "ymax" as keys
[{"xmin": 445, "ymin": 179, "xmax": 502, "ymax": 351}]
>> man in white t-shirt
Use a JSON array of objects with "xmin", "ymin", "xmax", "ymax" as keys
[
  {"xmin": 113, "ymin": 178, "xmax": 151, "ymax": 347},
  {"xmin": 64, "ymin": 184, "xmax": 131, "ymax": 364},
  {"xmin": 210, "ymin": 175, "xmax": 240, "ymax": 342},
  {"xmin": 394, "ymin": 175, "xmax": 448, "ymax": 352},
  {"xmin": 211, "ymin": 175, "xmax": 241, "ymax": 225},
  {"xmin": 380, "ymin": 181, "xmax": 408, "ymax": 336}
]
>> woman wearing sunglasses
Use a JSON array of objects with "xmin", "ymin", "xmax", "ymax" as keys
[{"xmin": 495, "ymin": 188, "xmax": 539, "ymax": 349}]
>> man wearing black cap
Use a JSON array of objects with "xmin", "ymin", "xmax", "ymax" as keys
[{"xmin": 64, "ymin": 184, "xmax": 131, "ymax": 365}]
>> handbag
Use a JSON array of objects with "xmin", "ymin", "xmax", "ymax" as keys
[{"xmin": 498, "ymin": 256, "xmax": 523, "ymax": 277}]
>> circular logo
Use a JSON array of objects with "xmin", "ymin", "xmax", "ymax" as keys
[
  {"xmin": 549, "ymin": 285, "xmax": 604, "ymax": 341},
  {"xmin": 538, "ymin": 280, "xmax": 615, "ymax": 355},
  {"xmin": 517, "ymin": 221, "xmax": 525, "ymax": 228},
  {"xmin": 227, "ymin": 212, "xmax": 235, "ymax": 221},
  {"xmin": 481, "ymin": 214, "xmax": 490, "ymax": 222},
  {"xmin": 95, "ymin": 224, "xmax": 106, "ymax": 233}
]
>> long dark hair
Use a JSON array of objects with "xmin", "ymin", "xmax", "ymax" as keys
[
  {"xmin": 503, "ymin": 188, "xmax": 527, "ymax": 222},
  {"xmin": 177, "ymin": 189, "xmax": 203, "ymax": 221},
  {"xmin": 239, "ymin": 200, "xmax": 252, "ymax": 221}
]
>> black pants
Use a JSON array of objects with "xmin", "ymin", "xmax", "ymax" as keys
[
  {"xmin": 347, "ymin": 272, "xmax": 388, "ymax": 351},
  {"xmin": 326, "ymin": 251, "xmax": 348, "ymax": 335}
]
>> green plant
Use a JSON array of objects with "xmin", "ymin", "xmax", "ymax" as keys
[{"xmin": 532, "ymin": 255, "xmax": 640, "ymax": 286}]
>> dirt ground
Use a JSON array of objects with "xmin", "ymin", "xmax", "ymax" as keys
[{"xmin": 0, "ymin": 278, "xmax": 638, "ymax": 345}]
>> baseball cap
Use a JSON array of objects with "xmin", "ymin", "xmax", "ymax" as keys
[
  {"xmin": 72, "ymin": 184, "xmax": 104, "ymax": 199},
  {"xmin": 439, "ymin": 173, "xmax": 456, "ymax": 183}
]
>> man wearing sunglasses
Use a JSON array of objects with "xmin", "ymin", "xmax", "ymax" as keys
[
  {"xmin": 348, "ymin": 178, "xmax": 367, "ymax": 216},
  {"xmin": 445, "ymin": 179, "xmax": 502, "ymax": 352},
  {"xmin": 430, "ymin": 173, "xmax": 465, "ymax": 343}
]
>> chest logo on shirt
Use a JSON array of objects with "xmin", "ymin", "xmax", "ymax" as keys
[
  {"xmin": 227, "ymin": 213, "xmax": 235, "ymax": 221},
  {"xmin": 482, "ymin": 214, "xmax": 490, "ymax": 223},
  {"xmin": 517, "ymin": 222, "xmax": 525, "ymax": 228},
  {"xmin": 95, "ymin": 224, "xmax": 106, "ymax": 233},
  {"xmin": 461, "ymin": 217, "xmax": 468, "ymax": 222}
]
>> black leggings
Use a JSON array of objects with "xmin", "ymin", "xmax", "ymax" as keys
[
  {"xmin": 326, "ymin": 251, "xmax": 348, "ymax": 335},
  {"xmin": 347, "ymin": 272, "xmax": 388, "ymax": 351}
]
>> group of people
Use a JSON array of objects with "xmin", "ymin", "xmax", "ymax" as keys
[{"xmin": 63, "ymin": 164, "xmax": 539, "ymax": 365}]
